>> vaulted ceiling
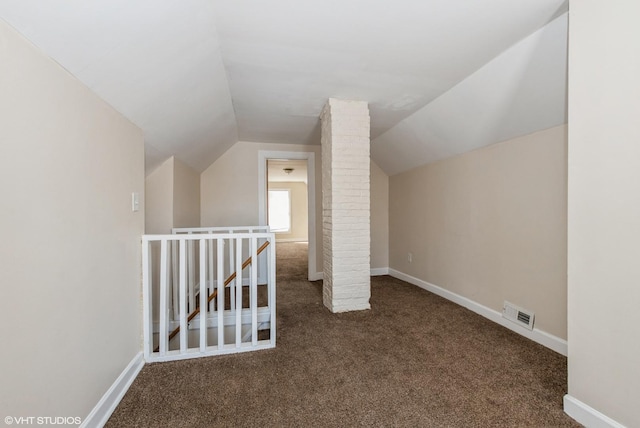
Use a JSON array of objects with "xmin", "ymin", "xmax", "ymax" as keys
[{"xmin": 0, "ymin": 0, "xmax": 568, "ymax": 176}]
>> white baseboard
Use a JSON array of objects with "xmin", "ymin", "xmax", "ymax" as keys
[
  {"xmin": 309, "ymin": 272, "xmax": 323, "ymax": 281},
  {"xmin": 563, "ymin": 395, "xmax": 626, "ymax": 428},
  {"xmin": 308, "ymin": 268, "xmax": 389, "ymax": 281},
  {"xmin": 81, "ymin": 352, "xmax": 144, "ymax": 428},
  {"xmin": 388, "ymin": 269, "xmax": 568, "ymax": 356},
  {"xmin": 370, "ymin": 267, "xmax": 389, "ymax": 276},
  {"xmin": 276, "ymin": 238, "xmax": 308, "ymax": 243}
]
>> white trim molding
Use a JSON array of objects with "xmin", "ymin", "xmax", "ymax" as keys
[
  {"xmin": 563, "ymin": 395, "xmax": 627, "ymax": 428},
  {"xmin": 81, "ymin": 352, "xmax": 144, "ymax": 428},
  {"xmin": 370, "ymin": 267, "xmax": 389, "ymax": 276},
  {"xmin": 388, "ymin": 269, "xmax": 568, "ymax": 356}
]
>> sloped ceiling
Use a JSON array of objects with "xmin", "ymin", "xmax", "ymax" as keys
[
  {"xmin": 0, "ymin": 0, "xmax": 568, "ymax": 175},
  {"xmin": 372, "ymin": 13, "xmax": 568, "ymax": 175}
]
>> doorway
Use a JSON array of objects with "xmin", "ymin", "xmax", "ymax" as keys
[
  {"xmin": 258, "ymin": 151, "xmax": 317, "ymax": 281},
  {"xmin": 267, "ymin": 159, "xmax": 308, "ymax": 240}
]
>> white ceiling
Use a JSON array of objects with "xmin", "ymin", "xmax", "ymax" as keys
[
  {"xmin": 0, "ymin": 0, "xmax": 568, "ymax": 175},
  {"xmin": 268, "ymin": 160, "xmax": 308, "ymax": 184}
]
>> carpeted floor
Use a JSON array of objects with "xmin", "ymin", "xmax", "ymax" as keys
[{"xmin": 108, "ymin": 242, "xmax": 580, "ymax": 427}]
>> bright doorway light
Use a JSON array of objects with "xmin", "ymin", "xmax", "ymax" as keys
[{"xmin": 268, "ymin": 189, "xmax": 291, "ymax": 232}]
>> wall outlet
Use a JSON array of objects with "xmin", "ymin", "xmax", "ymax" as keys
[{"xmin": 407, "ymin": 252, "xmax": 413, "ymax": 263}]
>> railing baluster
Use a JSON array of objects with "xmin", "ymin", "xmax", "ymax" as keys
[
  {"xmin": 217, "ymin": 239, "xmax": 224, "ymax": 349},
  {"xmin": 269, "ymin": 237, "xmax": 276, "ymax": 347},
  {"xmin": 199, "ymin": 238, "xmax": 207, "ymax": 352},
  {"xmin": 171, "ymin": 241, "xmax": 178, "ymax": 321},
  {"xmin": 258, "ymin": 236, "xmax": 266, "ymax": 284},
  {"xmin": 208, "ymin": 239, "xmax": 214, "ymax": 312},
  {"xmin": 179, "ymin": 239, "xmax": 187, "ymax": 353},
  {"xmin": 159, "ymin": 239, "xmax": 169, "ymax": 355},
  {"xmin": 188, "ymin": 237, "xmax": 195, "ymax": 313},
  {"xmin": 229, "ymin": 236, "xmax": 235, "ymax": 312},
  {"xmin": 142, "ymin": 239, "xmax": 152, "ymax": 359},
  {"xmin": 235, "ymin": 237, "xmax": 243, "ymax": 347},
  {"xmin": 251, "ymin": 236, "xmax": 258, "ymax": 346}
]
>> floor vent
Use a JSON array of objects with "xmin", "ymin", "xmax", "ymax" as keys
[{"xmin": 502, "ymin": 301, "xmax": 535, "ymax": 330}]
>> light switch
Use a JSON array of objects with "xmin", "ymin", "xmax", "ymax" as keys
[{"xmin": 131, "ymin": 192, "xmax": 140, "ymax": 212}]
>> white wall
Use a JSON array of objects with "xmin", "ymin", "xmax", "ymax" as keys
[
  {"xmin": 566, "ymin": 1, "xmax": 640, "ymax": 426},
  {"xmin": 145, "ymin": 158, "xmax": 174, "ymax": 234},
  {"xmin": 389, "ymin": 125, "xmax": 568, "ymax": 340},
  {"xmin": 145, "ymin": 156, "xmax": 200, "ymax": 233},
  {"xmin": 0, "ymin": 21, "xmax": 144, "ymax": 421},
  {"xmin": 371, "ymin": 160, "xmax": 389, "ymax": 270},
  {"xmin": 173, "ymin": 157, "xmax": 200, "ymax": 229}
]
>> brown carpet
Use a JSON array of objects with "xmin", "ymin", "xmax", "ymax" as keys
[{"xmin": 108, "ymin": 242, "xmax": 580, "ymax": 427}]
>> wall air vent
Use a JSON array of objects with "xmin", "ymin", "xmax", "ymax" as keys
[{"xmin": 502, "ymin": 301, "xmax": 535, "ymax": 330}]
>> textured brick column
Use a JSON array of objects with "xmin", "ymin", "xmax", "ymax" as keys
[{"xmin": 320, "ymin": 98, "xmax": 371, "ymax": 312}]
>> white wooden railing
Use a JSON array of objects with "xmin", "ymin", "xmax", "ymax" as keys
[
  {"xmin": 170, "ymin": 226, "xmax": 271, "ymax": 321},
  {"xmin": 142, "ymin": 227, "xmax": 276, "ymax": 363}
]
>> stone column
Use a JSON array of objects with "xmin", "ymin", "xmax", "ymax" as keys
[{"xmin": 320, "ymin": 98, "xmax": 371, "ymax": 312}]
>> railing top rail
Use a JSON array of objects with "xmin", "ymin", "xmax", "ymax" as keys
[
  {"xmin": 172, "ymin": 226, "xmax": 271, "ymax": 234},
  {"xmin": 142, "ymin": 232, "xmax": 275, "ymax": 243}
]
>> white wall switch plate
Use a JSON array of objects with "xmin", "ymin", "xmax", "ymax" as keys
[{"xmin": 131, "ymin": 192, "xmax": 140, "ymax": 212}]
